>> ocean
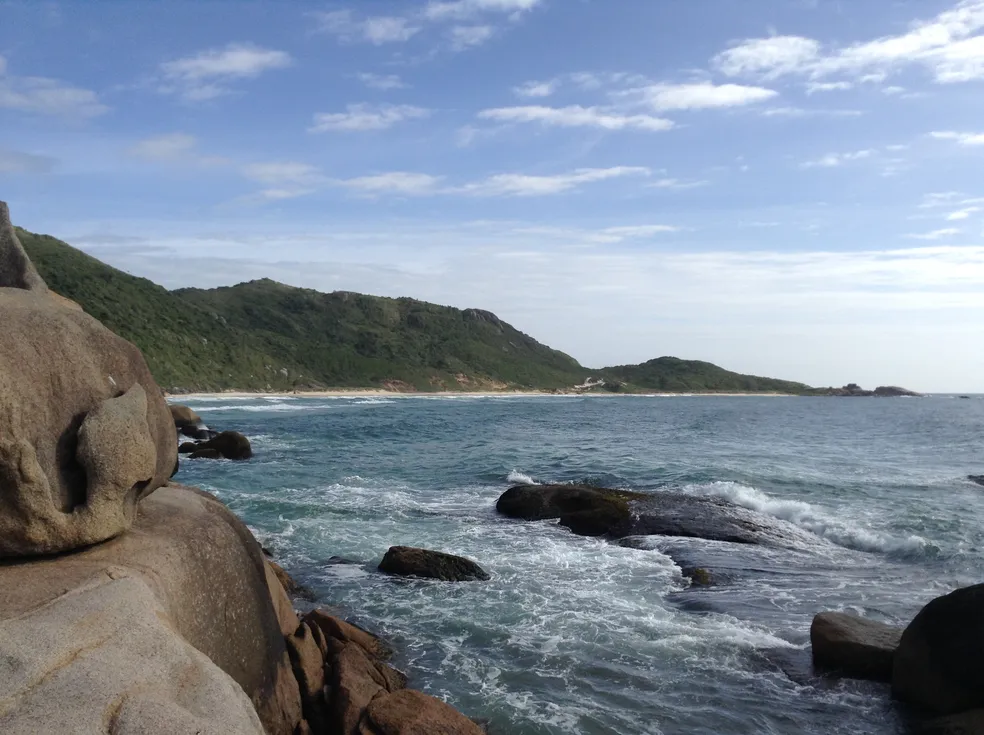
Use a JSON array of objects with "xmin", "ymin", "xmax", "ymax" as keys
[{"xmin": 175, "ymin": 394, "xmax": 984, "ymax": 735}]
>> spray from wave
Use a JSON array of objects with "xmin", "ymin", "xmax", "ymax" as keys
[
  {"xmin": 683, "ymin": 481, "xmax": 935, "ymax": 557},
  {"xmin": 507, "ymin": 470, "xmax": 538, "ymax": 485}
]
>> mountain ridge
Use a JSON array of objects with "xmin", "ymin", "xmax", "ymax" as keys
[{"xmin": 17, "ymin": 225, "xmax": 817, "ymax": 395}]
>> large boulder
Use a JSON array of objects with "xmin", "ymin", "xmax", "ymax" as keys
[
  {"xmin": 0, "ymin": 202, "xmax": 177, "ymax": 557},
  {"xmin": 365, "ymin": 689, "xmax": 486, "ymax": 735},
  {"xmin": 379, "ymin": 546, "xmax": 490, "ymax": 582},
  {"xmin": 810, "ymin": 611, "xmax": 902, "ymax": 682},
  {"xmin": 893, "ymin": 584, "xmax": 984, "ymax": 714},
  {"xmin": 0, "ymin": 572, "xmax": 266, "ymax": 735},
  {"xmin": 0, "ymin": 484, "xmax": 304, "ymax": 735},
  {"xmin": 497, "ymin": 484, "xmax": 823, "ymax": 547}
]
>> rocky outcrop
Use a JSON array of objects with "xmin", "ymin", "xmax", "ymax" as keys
[
  {"xmin": 286, "ymin": 607, "xmax": 484, "ymax": 735},
  {"xmin": 180, "ymin": 430, "xmax": 253, "ymax": 460},
  {"xmin": 379, "ymin": 546, "xmax": 491, "ymax": 582},
  {"xmin": 497, "ymin": 484, "xmax": 823, "ymax": 547},
  {"xmin": 810, "ymin": 611, "xmax": 902, "ymax": 682},
  {"xmin": 0, "ymin": 203, "xmax": 176, "ymax": 557},
  {"xmin": 0, "ymin": 484, "xmax": 302, "ymax": 734},
  {"xmin": 821, "ymin": 383, "xmax": 921, "ymax": 397},
  {"xmin": 0, "ymin": 201, "xmax": 47, "ymax": 292},
  {"xmin": 893, "ymin": 584, "xmax": 984, "ymax": 715}
]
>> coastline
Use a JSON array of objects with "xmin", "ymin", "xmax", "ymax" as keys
[{"xmin": 168, "ymin": 389, "xmax": 800, "ymax": 400}]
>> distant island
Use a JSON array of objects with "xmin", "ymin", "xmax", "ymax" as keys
[{"xmin": 18, "ymin": 227, "xmax": 916, "ymax": 397}]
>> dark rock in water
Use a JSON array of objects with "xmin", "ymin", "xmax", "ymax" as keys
[
  {"xmin": 969, "ymin": 476, "xmax": 984, "ymax": 487},
  {"xmin": 873, "ymin": 386, "xmax": 921, "ymax": 397},
  {"xmin": 498, "ymin": 484, "xmax": 822, "ymax": 548},
  {"xmin": 920, "ymin": 709, "xmax": 984, "ymax": 734},
  {"xmin": 822, "ymin": 383, "xmax": 921, "ymax": 397},
  {"xmin": 327, "ymin": 556, "xmax": 360, "ymax": 565},
  {"xmin": 197, "ymin": 430, "xmax": 253, "ymax": 460},
  {"xmin": 810, "ymin": 611, "xmax": 901, "ymax": 682},
  {"xmin": 178, "ymin": 441, "xmax": 200, "ymax": 454},
  {"xmin": 180, "ymin": 425, "xmax": 212, "ymax": 440},
  {"xmin": 893, "ymin": 584, "xmax": 984, "ymax": 714},
  {"xmin": 378, "ymin": 546, "xmax": 490, "ymax": 582},
  {"xmin": 681, "ymin": 567, "xmax": 715, "ymax": 586},
  {"xmin": 268, "ymin": 560, "xmax": 317, "ymax": 601},
  {"xmin": 189, "ymin": 447, "xmax": 223, "ymax": 459}
]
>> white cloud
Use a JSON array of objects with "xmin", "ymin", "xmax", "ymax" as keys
[
  {"xmin": 357, "ymin": 73, "xmax": 408, "ymax": 90},
  {"xmin": 882, "ymin": 85, "xmax": 907, "ymax": 95},
  {"xmin": 713, "ymin": 36, "xmax": 822, "ymax": 79},
  {"xmin": 478, "ymin": 105, "xmax": 674, "ymax": 131},
  {"xmin": 240, "ymin": 161, "xmax": 325, "ymax": 200},
  {"xmin": 160, "ymin": 43, "xmax": 291, "ymax": 101},
  {"xmin": 0, "ymin": 55, "xmax": 107, "ymax": 118},
  {"xmin": 806, "ymin": 81, "xmax": 853, "ymax": 93},
  {"xmin": 649, "ymin": 178, "xmax": 709, "ymax": 190},
  {"xmin": 0, "ymin": 148, "xmax": 56, "ymax": 174},
  {"xmin": 315, "ymin": 11, "xmax": 421, "ymax": 44},
  {"xmin": 309, "ymin": 104, "xmax": 430, "ymax": 132},
  {"xmin": 448, "ymin": 24, "xmax": 495, "ymax": 50},
  {"xmin": 760, "ymin": 106, "xmax": 862, "ymax": 117},
  {"xmin": 458, "ymin": 166, "xmax": 650, "ymax": 196},
  {"xmin": 801, "ymin": 149, "xmax": 874, "ymax": 168},
  {"xmin": 514, "ymin": 79, "xmax": 559, "ymax": 98},
  {"xmin": 624, "ymin": 82, "xmax": 778, "ymax": 111},
  {"xmin": 946, "ymin": 206, "xmax": 982, "ymax": 220},
  {"xmin": 713, "ymin": 1, "xmax": 984, "ymax": 84},
  {"xmin": 128, "ymin": 133, "xmax": 198, "ymax": 160},
  {"xmin": 338, "ymin": 172, "xmax": 444, "ymax": 195},
  {"xmin": 931, "ymin": 130, "xmax": 984, "ymax": 145},
  {"xmin": 599, "ymin": 225, "xmax": 683, "ymax": 239},
  {"xmin": 424, "ymin": 0, "xmax": 541, "ymax": 21},
  {"xmin": 906, "ymin": 227, "xmax": 962, "ymax": 240}
]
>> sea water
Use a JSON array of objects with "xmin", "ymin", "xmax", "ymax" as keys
[{"xmin": 175, "ymin": 394, "xmax": 984, "ymax": 735}]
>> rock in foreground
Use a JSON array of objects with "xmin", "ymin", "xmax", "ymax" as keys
[
  {"xmin": 379, "ymin": 546, "xmax": 490, "ymax": 581},
  {"xmin": 893, "ymin": 584, "xmax": 984, "ymax": 714},
  {"xmin": 810, "ymin": 611, "xmax": 902, "ymax": 682},
  {"xmin": 0, "ymin": 201, "xmax": 176, "ymax": 557}
]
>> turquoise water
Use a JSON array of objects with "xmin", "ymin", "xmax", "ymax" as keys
[{"xmin": 175, "ymin": 394, "xmax": 984, "ymax": 735}]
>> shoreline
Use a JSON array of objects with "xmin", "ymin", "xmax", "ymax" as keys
[{"xmin": 168, "ymin": 389, "xmax": 800, "ymax": 399}]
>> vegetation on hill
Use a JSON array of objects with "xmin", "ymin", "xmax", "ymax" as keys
[
  {"xmin": 18, "ymin": 227, "xmax": 815, "ymax": 394},
  {"xmin": 604, "ymin": 357, "xmax": 812, "ymax": 394}
]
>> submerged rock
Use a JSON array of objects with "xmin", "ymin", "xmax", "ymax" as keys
[
  {"xmin": 189, "ymin": 447, "xmax": 223, "ymax": 460},
  {"xmin": 178, "ymin": 441, "xmax": 200, "ymax": 454},
  {"xmin": 379, "ymin": 546, "xmax": 490, "ymax": 581},
  {"xmin": 893, "ymin": 584, "xmax": 984, "ymax": 714},
  {"xmin": 497, "ymin": 484, "xmax": 823, "ymax": 548},
  {"xmin": 810, "ymin": 611, "xmax": 901, "ymax": 682}
]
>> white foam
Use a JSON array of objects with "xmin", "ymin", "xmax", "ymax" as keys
[
  {"xmin": 683, "ymin": 481, "xmax": 934, "ymax": 556},
  {"xmin": 507, "ymin": 470, "xmax": 538, "ymax": 485}
]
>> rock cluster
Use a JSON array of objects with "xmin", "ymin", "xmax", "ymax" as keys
[
  {"xmin": 169, "ymin": 403, "xmax": 253, "ymax": 460},
  {"xmin": 811, "ymin": 584, "xmax": 984, "ymax": 732},
  {"xmin": 822, "ymin": 383, "xmax": 921, "ymax": 397}
]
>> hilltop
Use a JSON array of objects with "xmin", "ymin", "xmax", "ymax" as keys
[{"xmin": 18, "ymin": 226, "xmax": 815, "ymax": 394}]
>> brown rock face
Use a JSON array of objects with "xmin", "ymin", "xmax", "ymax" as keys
[
  {"xmin": 0, "ymin": 202, "xmax": 177, "ymax": 557},
  {"xmin": 379, "ymin": 546, "xmax": 490, "ymax": 582},
  {"xmin": 169, "ymin": 403, "xmax": 203, "ymax": 428},
  {"xmin": 366, "ymin": 689, "xmax": 486, "ymax": 735},
  {"xmin": 810, "ymin": 611, "xmax": 902, "ymax": 682}
]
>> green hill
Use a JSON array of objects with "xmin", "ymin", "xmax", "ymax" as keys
[
  {"xmin": 603, "ymin": 357, "xmax": 812, "ymax": 394},
  {"xmin": 16, "ymin": 226, "xmax": 814, "ymax": 394}
]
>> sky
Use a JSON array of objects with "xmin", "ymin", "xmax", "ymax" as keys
[{"xmin": 1, "ymin": 0, "xmax": 983, "ymax": 392}]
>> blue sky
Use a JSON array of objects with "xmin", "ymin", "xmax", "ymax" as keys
[{"xmin": 2, "ymin": 0, "xmax": 983, "ymax": 391}]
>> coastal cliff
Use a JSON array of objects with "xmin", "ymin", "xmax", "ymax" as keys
[{"xmin": 0, "ymin": 201, "xmax": 481, "ymax": 734}]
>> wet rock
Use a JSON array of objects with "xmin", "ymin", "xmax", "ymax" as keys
[
  {"xmin": 893, "ymin": 584, "xmax": 984, "ymax": 714},
  {"xmin": 197, "ymin": 430, "xmax": 253, "ymax": 460},
  {"xmin": 178, "ymin": 441, "xmax": 200, "ymax": 454},
  {"xmin": 269, "ymin": 560, "xmax": 317, "ymax": 602},
  {"xmin": 498, "ymin": 484, "xmax": 823, "ymax": 548},
  {"xmin": 189, "ymin": 447, "xmax": 223, "ymax": 460},
  {"xmin": 810, "ymin": 611, "xmax": 901, "ymax": 682},
  {"xmin": 379, "ymin": 546, "xmax": 490, "ymax": 582},
  {"xmin": 969, "ymin": 476, "xmax": 984, "ymax": 487},
  {"xmin": 682, "ymin": 567, "xmax": 715, "ymax": 586},
  {"xmin": 181, "ymin": 425, "xmax": 213, "ymax": 440}
]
